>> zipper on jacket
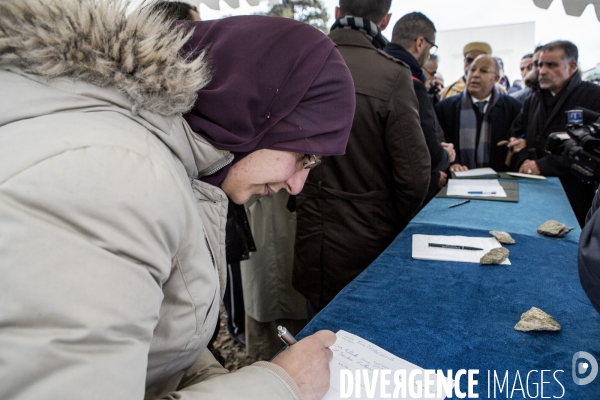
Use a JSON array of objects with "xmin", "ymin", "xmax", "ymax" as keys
[{"xmin": 197, "ymin": 153, "xmax": 234, "ymax": 178}]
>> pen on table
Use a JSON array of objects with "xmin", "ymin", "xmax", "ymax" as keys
[
  {"xmin": 278, "ymin": 325, "xmax": 297, "ymax": 347},
  {"xmin": 428, "ymin": 243, "xmax": 483, "ymax": 250},
  {"xmin": 468, "ymin": 191, "xmax": 496, "ymax": 195},
  {"xmin": 449, "ymin": 199, "xmax": 470, "ymax": 208}
]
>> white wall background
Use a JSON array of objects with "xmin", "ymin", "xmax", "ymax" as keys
[{"xmin": 435, "ymin": 22, "xmax": 536, "ymax": 86}]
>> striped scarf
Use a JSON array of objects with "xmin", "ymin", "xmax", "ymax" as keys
[
  {"xmin": 458, "ymin": 86, "xmax": 499, "ymax": 169},
  {"xmin": 331, "ymin": 16, "xmax": 387, "ymax": 50}
]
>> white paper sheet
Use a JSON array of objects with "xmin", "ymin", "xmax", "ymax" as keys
[
  {"xmin": 446, "ymin": 179, "xmax": 507, "ymax": 197},
  {"xmin": 411, "ymin": 234, "xmax": 511, "ymax": 265},
  {"xmin": 506, "ymin": 172, "xmax": 547, "ymax": 180},
  {"xmin": 453, "ymin": 167, "xmax": 497, "ymax": 178},
  {"xmin": 323, "ymin": 330, "xmax": 452, "ymax": 400}
]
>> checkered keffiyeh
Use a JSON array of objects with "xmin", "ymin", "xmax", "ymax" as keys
[{"xmin": 331, "ymin": 16, "xmax": 387, "ymax": 50}]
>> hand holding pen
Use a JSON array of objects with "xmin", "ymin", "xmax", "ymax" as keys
[
  {"xmin": 506, "ymin": 135, "xmax": 526, "ymax": 152},
  {"xmin": 271, "ymin": 328, "xmax": 335, "ymax": 400}
]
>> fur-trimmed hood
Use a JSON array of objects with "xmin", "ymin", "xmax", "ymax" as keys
[{"xmin": 0, "ymin": 0, "xmax": 210, "ymax": 116}]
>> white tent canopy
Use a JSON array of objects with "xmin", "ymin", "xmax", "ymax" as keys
[
  {"xmin": 534, "ymin": 0, "xmax": 600, "ymax": 21},
  {"xmin": 192, "ymin": 0, "xmax": 600, "ymax": 19},
  {"xmin": 190, "ymin": 0, "xmax": 277, "ymax": 10}
]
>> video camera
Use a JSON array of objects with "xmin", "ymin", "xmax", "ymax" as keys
[{"xmin": 546, "ymin": 108, "xmax": 600, "ymax": 184}]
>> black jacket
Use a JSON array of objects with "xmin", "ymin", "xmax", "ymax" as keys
[
  {"xmin": 293, "ymin": 29, "xmax": 430, "ymax": 310},
  {"xmin": 384, "ymin": 43, "xmax": 449, "ymax": 204},
  {"xmin": 435, "ymin": 92, "xmax": 522, "ymax": 172},
  {"xmin": 579, "ymin": 190, "xmax": 600, "ymax": 315},
  {"xmin": 509, "ymin": 73, "xmax": 600, "ymax": 226}
]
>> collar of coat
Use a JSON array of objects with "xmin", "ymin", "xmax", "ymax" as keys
[{"xmin": 0, "ymin": 0, "xmax": 210, "ymax": 117}]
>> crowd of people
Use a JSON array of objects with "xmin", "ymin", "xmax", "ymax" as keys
[{"xmin": 1, "ymin": 0, "xmax": 599, "ymax": 399}]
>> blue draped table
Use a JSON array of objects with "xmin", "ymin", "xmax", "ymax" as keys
[{"xmin": 298, "ymin": 178, "xmax": 600, "ymax": 398}]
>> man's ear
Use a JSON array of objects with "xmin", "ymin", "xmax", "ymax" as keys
[
  {"xmin": 494, "ymin": 73, "xmax": 501, "ymax": 83},
  {"xmin": 567, "ymin": 60, "xmax": 578, "ymax": 76},
  {"xmin": 335, "ymin": 7, "xmax": 340, "ymax": 19},
  {"xmin": 379, "ymin": 13, "xmax": 391, "ymax": 30},
  {"xmin": 414, "ymin": 36, "xmax": 425, "ymax": 54}
]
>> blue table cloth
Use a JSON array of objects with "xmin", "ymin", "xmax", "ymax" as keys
[{"xmin": 298, "ymin": 178, "xmax": 599, "ymax": 399}]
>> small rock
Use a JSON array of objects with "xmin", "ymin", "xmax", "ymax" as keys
[
  {"xmin": 489, "ymin": 231, "xmax": 515, "ymax": 244},
  {"xmin": 537, "ymin": 220, "xmax": 574, "ymax": 238},
  {"xmin": 514, "ymin": 307, "xmax": 561, "ymax": 332},
  {"xmin": 480, "ymin": 247, "xmax": 510, "ymax": 264}
]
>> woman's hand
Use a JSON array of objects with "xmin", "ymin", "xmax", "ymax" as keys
[
  {"xmin": 449, "ymin": 163, "xmax": 468, "ymax": 172},
  {"xmin": 272, "ymin": 330, "xmax": 335, "ymax": 400}
]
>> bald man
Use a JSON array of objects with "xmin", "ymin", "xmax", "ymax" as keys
[{"xmin": 436, "ymin": 55, "xmax": 522, "ymax": 172}]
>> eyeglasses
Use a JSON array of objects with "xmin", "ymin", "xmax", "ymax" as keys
[
  {"xmin": 423, "ymin": 37, "xmax": 438, "ymax": 55},
  {"xmin": 302, "ymin": 154, "xmax": 322, "ymax": 170}
]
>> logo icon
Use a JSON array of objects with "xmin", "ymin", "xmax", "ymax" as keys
[{"xmin": 572, "ymin": 351, "xmax": 598, "ymax": 385}]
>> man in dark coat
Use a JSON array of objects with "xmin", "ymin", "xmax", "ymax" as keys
[
  {"xmin": 384, "ymin": 12, "xmax": 455, "ymax": 205},
  {"xmin": 293, "ymin": 0, "xmax": 431, "ymax": 314},
  {"xmin": 508, "ymin": 40, "xmax": 600, "ymax": 226},
  {"xmin": 436, "ymin": 55, "xmax": 522, "ymax": 172}
]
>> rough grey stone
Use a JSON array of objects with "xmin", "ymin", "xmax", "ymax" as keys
[
  {"xmin": 514, "ymin": 306, "xmax": 561, "ymax": 332},
  {"xmin": 537, "ymin": 220, "xmax": 574, "ymax": 237},
  {"xmin": 480, "ymin": 247, "xmax": 510, "ymax": 265},
  {"xmin": 489, "ymin": 231, "xmax": 515, "ymax": 244}
]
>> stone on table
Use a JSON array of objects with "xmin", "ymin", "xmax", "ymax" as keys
[
  {"xmin": 489, "ymin": 231, "xmax": 515, "ymax": 244},
  {"xmin": 480, "ymin": 247, "xmax": 510, "ymax": 265},
  {"xmin": 514, "ymin": 306, "xmax": 561, "ymax": 332},
  {"xmin": 537, "ymin": 220, "xmax": 574, "ymax": 238}
]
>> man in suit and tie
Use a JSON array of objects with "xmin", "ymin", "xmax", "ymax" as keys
[{"xmin": 435, "ymin": 55, "xmax": 522, "ymax": 173}]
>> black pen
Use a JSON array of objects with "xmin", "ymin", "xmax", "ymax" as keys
[
  {"xmin": 278, "ymin": 325, "xmax": 297, "ymax": 347},
  {"xmin": 428, "ymin": 243, "xmax": 483, "ymax": 251},
  {"xmin": 449, "ymin": 199, "xmax": 470, "ymax": 208}
]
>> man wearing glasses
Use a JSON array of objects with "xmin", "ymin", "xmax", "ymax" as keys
[{"xmin": 384, "ymin": 12, "xmax": 455, "ymax": 204}]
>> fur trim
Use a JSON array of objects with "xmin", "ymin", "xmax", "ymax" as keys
[{"xmin": 0, "ymin": 0, "xmax": 211, "ymax": 116}]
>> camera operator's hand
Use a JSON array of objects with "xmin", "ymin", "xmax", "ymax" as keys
[
  {"xmin": 507, "ymin": 137, "xmax": 527, "ymax": 153},
  {"xmin": 272, "ymin": 330, "xmax": 335, "ymax": 400},
  {"xmin": 442, "ymin": 142, "xmax": 456, "ymax": 163},
  {"xmin": 449, "ymin": 163, "xmax": 468, "ymax": 172},
  {"xmin": 519, "ymin": 159, "xmax": 540, "ymax": 175}
]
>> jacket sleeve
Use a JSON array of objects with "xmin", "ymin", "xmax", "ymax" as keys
[
  {"xmin": 414, "ymin": 82, "xmax": 448, "ymax": 172},
  {"xmin": 435, "ymin": 99, "xmax": 459, "ymax": 168},
  {"xmin": 385, "ymin": 68, "xmax": 431, "ymax": 227},
  {"xmin": 162, "ymin": 353, "xmax": 302, "ymax": 400},
  {"xmin": 508, "ymin": 97, "xmax": 532, "ymax": 169},
  {"xmin": 0, "ymin": 146, "xmax": 187, "ymax": 399}
]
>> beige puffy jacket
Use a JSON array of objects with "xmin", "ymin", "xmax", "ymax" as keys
[{"xmin": 0, "ymin": 1, "xmax": 301, "ymax": 399}]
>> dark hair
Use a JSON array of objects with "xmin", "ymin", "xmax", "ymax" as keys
[
  {"xmin": 534, "ymin": 44, "xmax": 545, "ymax": 54},
  {"xmin": 339, "ymin": 0, "xmax": 392, "ymax": 23},
  {"xmin": 151, "ymin": 1, "xmax": 198, "ymax": 21},
  {"xmin": 521, "ymin": 53, "xmax": 533, "ymax": 60},
  {"xmin": 543, "ymin": 40, "xmax": 579, "ymax": 63},
  {"xmin": 391, "ymin": 12, "xmax": 436, "ymax": 49}
]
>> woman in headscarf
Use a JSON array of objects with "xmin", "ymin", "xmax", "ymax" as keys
[{"xmin": 0, "ymin": 1, "xmax": 355, "ymax": 399}]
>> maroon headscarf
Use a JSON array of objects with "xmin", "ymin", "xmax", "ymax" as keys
[{"xmin": 181, "ymin": 16, "xmax": 355, "ymax": 185}]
